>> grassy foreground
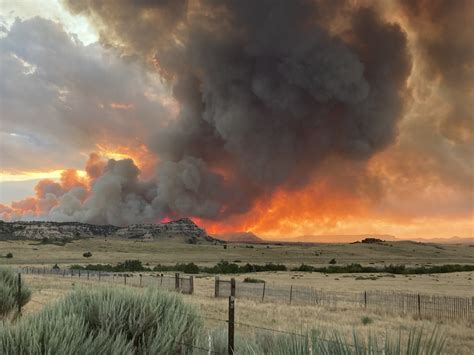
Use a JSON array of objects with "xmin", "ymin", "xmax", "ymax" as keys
[{"xmin": 1, "ymin": 284, "xmax": 447, "ymax": 355}]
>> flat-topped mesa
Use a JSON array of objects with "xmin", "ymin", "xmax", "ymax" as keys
[
  {"xmin": 0, "ymin": 220, "xmax": 119, "ymax": 240},
  {"xmin": 116, "ymin": 218, "xmax": 208, "ymax": 240},
  {"xmin": 0, "ymin": 219, "xmax": 217, "ymax": 243}
]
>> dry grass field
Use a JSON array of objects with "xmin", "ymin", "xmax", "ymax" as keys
[
  {"xmin": 3, "ymin": 238, "xmax": 473, "ymax": 353},
  {"xmin": 20, "ymin": 273, "xmax": 474, "ymax": 354},
  {"xmin": 1, "ymin": 238, "xmax": 473, "ymax": 268}
]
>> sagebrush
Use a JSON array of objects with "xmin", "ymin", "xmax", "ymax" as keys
[
  {"xmin": 0, "ymin": 267, "xmax": 31, "ymax": 319},
  {"xmin": 0, "ymin": 286, "xmax": 201, "ymax": 354}
]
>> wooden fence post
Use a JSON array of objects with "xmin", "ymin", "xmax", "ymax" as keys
[
  {"xmin": 190, "ymin": 276, "xmax": 194, "ymax": 294},
  {"xmin": 228, "ymin": 295, "xmax": 235, "ymax": 355},
  {"xmin": 364, "ymin": 291, "xmax": 367, "ymax": 309},
  {"xmin": 17, "ymin": 273, "xmax": 22, "ymax": 315},
  {"xmin": 215, "ymin": 276, "xmax": 220, "ymax": 298},
  {"xmin": 230, "ymin": 278, "xmax": 236, "ymax": 297},
  {"xmin": 290, "ymin": 285, "xmax": 293, "ymax": 305},
  {"xmin": 262, "ymin": 282, "xmax": 266, "ymax": 302},
  {"xmin": 139, "ymin": 274, "xmax": 142, "ymax": 287},
  {"xmin": 124, "ymin": 275, "xmax": 127, "ymax": 285},
  {"xmin": 79, "ymin": 270, "xmax": 81, "ymax": 278},
  {"xmin": 98, "ymin": 272, "xmax": 101, "ymax": 282},
  {"xmin": 87, "ymin": 270, "xmax": 89, "ymax": 280},
  {"xmin": 418, "ymin": 294, "xmax": 421, "ymax": 318},
  {"xmin": 175, "ymin": 273, "xmax": 180, "ymax": 291}
]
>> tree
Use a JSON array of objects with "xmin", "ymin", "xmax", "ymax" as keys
[{"xmin": 83, "ymin": 252, "xmax": 92, "ymax": 258}]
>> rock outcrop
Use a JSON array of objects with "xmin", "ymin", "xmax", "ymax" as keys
[{"xmin": 0, "ymin": 218, "xmax": 217, "ymax": 243}]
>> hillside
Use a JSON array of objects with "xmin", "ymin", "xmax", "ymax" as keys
[
  {"xmin": 0, "ymin": 218, "xmax": 220, "ymax": 244},
  {"xmin": 216, "ymin": 232, "xmax": 263, "ymax": 243},
  {"xmin": 271, "ymin": 234, "xmax": 398, "ymax": 243}
]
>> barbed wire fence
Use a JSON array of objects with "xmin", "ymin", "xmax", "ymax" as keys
[
  {"xmin": 215, "ymin": 277, "xmax": 474, "ymax": 321},
  {"xmin": 13, "ymin": 268, "xmax": 469, "ymax": 354},
  {"xmin": 17, "ymin": 266, "xmax": 474, "ymax": 321}
]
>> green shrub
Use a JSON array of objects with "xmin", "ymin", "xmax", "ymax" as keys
[
  {"xmin": 83, "ymin": 251, "xmax": 92, "ymax": 258},
  {"xmin": 0, "ymin": 287, "xmax": 201, "ymax": 354},
  {"xmin": 361, "ymin": 316, "xmax": 373, "ymax": 325},
  {"xmin": 5, "ymin": 253, "xmax": 13, "ymax": 259},
  {"xmin": 0, "ymin": 267, "xmax": 31, "ymax": 319},
  {"xmin": 292, "ymin": 263, "xmax": 474, "ymax": 275},
  {"xmin": 329, "ymin": 258, "xmax": 337, "ymax": 265},
  {"xmin": 243, "ymin": 277, "xmax": 265, "ymax": 283}
]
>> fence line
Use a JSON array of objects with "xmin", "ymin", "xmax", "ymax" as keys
[
  {"xmin": 17, "ymin": 266, "xmax": 194, "ymax": 294},
  {"xmin": 17, "ymin": 266, "xmax": 473, "ymax": 321},
  {"xmin": 15, "ymin": 270, "xmax": 463, "ymax": 354},
  {"xmin": 215, "ymin": 277, "xmax": 474, "ymax": 321}
]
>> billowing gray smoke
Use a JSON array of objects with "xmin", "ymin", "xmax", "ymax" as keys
[{"xmin": 49, "ymin": 0, "xmax": 411, "ymax": 225}]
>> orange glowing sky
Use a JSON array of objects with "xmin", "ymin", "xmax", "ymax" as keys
[{"xmin": 0, "ymin": 0, "xmax": 472, "ymax": 240}]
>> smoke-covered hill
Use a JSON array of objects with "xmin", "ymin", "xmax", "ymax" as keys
[{"xmin": 215, "ymin": 232, "xmax": 263, "ymax": 244}]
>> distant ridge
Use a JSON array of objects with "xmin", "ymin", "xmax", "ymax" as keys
[
  {"xmin": 276, "ymin": 234, "xmax": 398, "ymax": 243},
  {"xmin": 409, "ymin": 236, "xmax": 474, "ymax": 244},
  {"xmin": 215, "ymin": 231, "xmax": 263, "ymax": 243},
  {"xmin": 0, "ymin": 218, "xmax": 221, "ymax": 244}
]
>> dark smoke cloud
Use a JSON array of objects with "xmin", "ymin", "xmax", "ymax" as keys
[
  {"xmin": 53, "ymin": 0, "xmax": 411, "ymax": 224},
  {"xmin": 380, "ymin": 0, "xmax": 474, "ymax": 194},
  {"xmin": 399, "ymin": 0, "xmax": 473, "ymax": 144}
]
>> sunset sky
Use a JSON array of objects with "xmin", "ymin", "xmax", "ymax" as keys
[{"xmin": 0, "ymin": 0, "xmax": 472, "ymax": 239}]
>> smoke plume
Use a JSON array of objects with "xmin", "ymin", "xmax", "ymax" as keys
[
  {"xmin": 23, "ymin": 0, "xmax": 405, "ymax": 225},
  {"xmin": 3, "ymin": 0, "xmax": 471, "ymax": 236}
]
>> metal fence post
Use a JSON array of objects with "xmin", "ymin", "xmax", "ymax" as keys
[
  {"xmin": 17, "ymin": 273, "xmax": 22, "ymax": 315},
  {"xmin": 290, "ymin": 285, "xmax": 293, "ymax": 304},
  {"xmin": 364, "ymin": 291, "xmax": 367, "ymax": 309},
  {"xmin": 190, "ymin": 276, "xmax": 194, "ymax": 294},
  {"xmin": 230, "ymin": 278, "xmax": 236, "ymax": 297},
  {"xmin": 228, "ymin": 295, "xmax": 235, "ymax": 355},
  {"xmin": 262, "ymin": 282, "xmax": 266, "ymax": 302},
  {"xmin": 139, "ymin": 274, "xmax": 142, "ymax": 287}
]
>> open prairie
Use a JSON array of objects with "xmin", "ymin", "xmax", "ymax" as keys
[
  {"xmin": 1, "ymin": 238, "xmax": 473, "ymax": 268},
  {"xmin": 3, "ymin": 238, "xmax": 474, "ymax": 353},
  {"xmin": 18, "ymin": 272, "xmax": 474, "ymax": 354}
]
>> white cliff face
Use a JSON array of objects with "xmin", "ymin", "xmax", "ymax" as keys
[
  {"xmin": 116, "ymin": 218, "xmax": 207, "ymax": 239},
  {"xmin": 1, "ymin": 221, "xmax": 117, "ymax": 240},
  {"xmin": 0, "ymin": 218, "xmax": 214, "ymax": 242}
]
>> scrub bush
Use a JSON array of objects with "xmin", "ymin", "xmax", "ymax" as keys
[
  {"xmin": 0, "ymin": 287, "xmax": 201, "ymax": 354},
  {"xmin": 200, "ymin": 327, "xmax": 446, "ymax": 354},
  {"xmin": 0, "ymin": 267, "xmax": 31, "ymax": 319}
]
